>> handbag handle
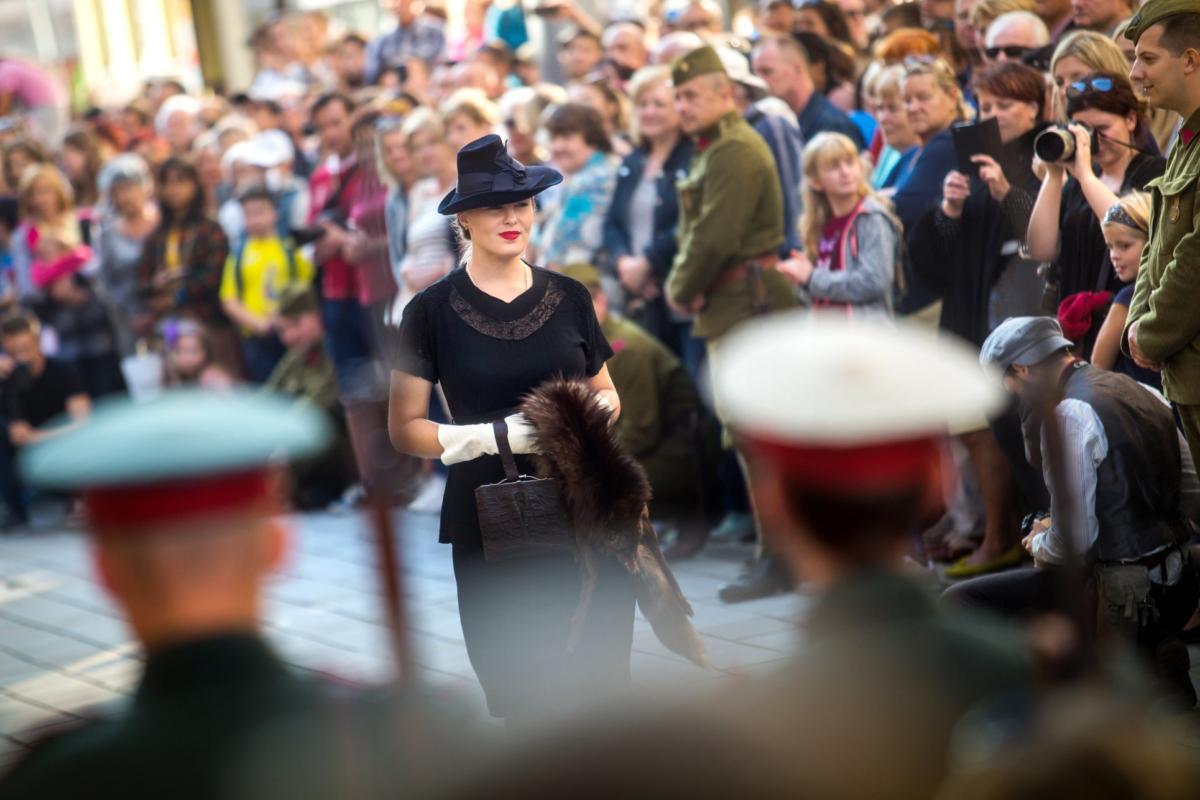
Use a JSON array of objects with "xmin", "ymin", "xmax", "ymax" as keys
[{"xmin": 492, "ymin": 420, "xmax": 520, "ymax": 481}]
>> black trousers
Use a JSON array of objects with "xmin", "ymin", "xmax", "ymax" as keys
[{"xmin": 945, "ymin": 565, "xmax": 1199, "ymax": 702}]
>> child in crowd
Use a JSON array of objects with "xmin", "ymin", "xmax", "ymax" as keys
[
  {"xmin": 16, "ymin": 165, "xmax": 94, "ymax": 302},
  {"xmin": 164, "ymin": 319, "xmax": 236, "ymax": 389},
  {"xmin": 219, "ymin": 184, "xmax": 313, "ymax": 382},
  {"xmin": 1090, "ymin": 191, "xmax": 1158, "ymax": 389},
  {"xmin": 780, "ymin": 132, "xmax": 901, "ymax": 316}
]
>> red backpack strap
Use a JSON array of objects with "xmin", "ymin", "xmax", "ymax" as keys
[{"xmin": 836, "ymin": 198, "xmax": 868, "ymax": 268}]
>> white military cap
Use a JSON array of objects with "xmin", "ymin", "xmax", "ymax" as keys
[{"xmin": 712, "ymin": 311, "xmax": 1005, "ymax": 490}]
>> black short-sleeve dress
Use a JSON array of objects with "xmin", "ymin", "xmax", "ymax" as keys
[{"xmin": 394, "ymin": 265, "xmax": 636, "ymax": 718}]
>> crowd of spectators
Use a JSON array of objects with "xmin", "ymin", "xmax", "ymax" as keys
[{"xmin": 0, "ymin": 0, "xmax": 1196, "ymax": 702}]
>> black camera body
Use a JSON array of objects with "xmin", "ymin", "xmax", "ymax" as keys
[{"xmin": 1034, "ymin": 123, "xmax": 1100, "ymax": 163}]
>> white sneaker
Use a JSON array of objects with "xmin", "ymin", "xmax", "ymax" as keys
[{"xmin": 408, "ymin": 473, "xmax": 447, "ymax": 514}]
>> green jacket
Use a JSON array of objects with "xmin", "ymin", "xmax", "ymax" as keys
[
  {"xmin": 0, "ymin": 634, "xmax": 468, "ymax": 799},
  {"xmin": 603, "ymin": 314, "xmax": 717, "ymax": 505},
  {"xmin": 1124, "ymin": 108, "xmax": 1200, "ymax": 404},
  {"xmin": 666, "ymin": 110, "xmax": 796, "ymax": 341},
  {"xmin": 265, "ymin": 341, "xmax": 339, "ymax": 413}
]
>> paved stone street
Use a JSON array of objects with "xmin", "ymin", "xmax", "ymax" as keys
[{"xmin": 0, "ymin": 510, "xmax": 805, "ymax": 766}]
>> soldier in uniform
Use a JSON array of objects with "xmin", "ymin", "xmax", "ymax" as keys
[
  {"xmin": 562, "ymin": 263, "xmax": 720, "ymax": 558},
  {"xmin": 462, "ymin": 313, "xmax": 1034, "ymax": 800},
  {"xmin": 667, "ymin": 45, "xmax": 799, "ymax": 598},
  {"xmin": 266, "ymin": 285, "xmax": 355, "ymax": 509},
  {"xmin": 1123, "ymin": 2, "xmax": 1200, "ymax": 460},
  {"xmin": 0, "ymin": 391, "xmax": 458, "ymax": 799}
]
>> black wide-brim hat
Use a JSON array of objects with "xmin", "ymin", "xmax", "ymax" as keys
[{"xmin": 438, "ymin": 134, "xmax": 563, "ymax": 216}]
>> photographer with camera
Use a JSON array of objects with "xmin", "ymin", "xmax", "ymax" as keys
[{"xmin": 1026, "ymin": 72, "xmax": 1165, "ymax": 301}]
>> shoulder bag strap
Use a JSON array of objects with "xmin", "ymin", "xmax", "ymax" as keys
[{"xmin": 492, "ymin": 420, "xmax": 520, "ymax": 481}]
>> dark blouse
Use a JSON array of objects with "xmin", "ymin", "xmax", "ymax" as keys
[
  {"xmin": 395, "ymin": 265, "xmax": 613, "ymax": 546},
  {"xmin": 1055, "ymin": 152, "xmax": 1165, "ymax": 298}
]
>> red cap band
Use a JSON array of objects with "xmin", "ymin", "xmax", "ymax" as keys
[
  {"xmin": 84, "ymin": 468, "xmax": 277, "ymax": 530},
  {"xmin": 741, "ymin": 434, "xmax": 942, "ymax": 492}
]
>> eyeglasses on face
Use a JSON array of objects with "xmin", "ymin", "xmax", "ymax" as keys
[
  {"xmin": 1065, "ymin": 76, "xmax": 1115, "ymax": 97},
  {"xmin": 985, "ymin": 45, "xmax": 1030, "ymax": 60}
]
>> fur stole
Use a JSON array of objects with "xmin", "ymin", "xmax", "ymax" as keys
[{"xmin": 521, "ymin": 377, "xmax": 709, "ymax": 668}]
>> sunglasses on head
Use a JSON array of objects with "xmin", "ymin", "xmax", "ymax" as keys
[
  {"xmin": 1065, "ymin": 76, "xmax": 1114, "ymax": 97},
  {"xmin": 985, "ymin": 45, "xmax": 1030, "ymax": 60}
]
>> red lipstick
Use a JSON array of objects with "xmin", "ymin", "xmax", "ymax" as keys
[{"xmin": 499, "ymin": 231, "xmax": 520, "ymax": 241}]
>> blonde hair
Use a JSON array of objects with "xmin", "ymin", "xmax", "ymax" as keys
[
  {"xmin": 626, "ymin": 65, "xmax": 673, "ymax": 148},
  {"xmin": 799, "ymin": 132, "xmax": 899, "ymax": 259},
  {"xmin": 868, "ymin": 63, "xmax": 907, "ymax": 101},
  {"xmin": 1102, "ymin": 191, "xmax": 1152, "ymax": 236},
  {"xmin": 1049, "ymin": 31, "xmax": 1130, "ymax": 118},
  {"xmin": 439, "ymin": 88, "xmax": 500, "ymax": 129},
  {"xmin": 970, "ymin": 0, "xmax": 1035, "ymax": 35},
  {"xmin": 401, "ymin": 107, "xmax": 446, "ymax": 150},
  {"xmin": 902, "ymin": 58, "xmax": 972, "ymax": 123},
  {"xmin": 18, "ymin": 164, "xmax": 78, "ymax": 244}
]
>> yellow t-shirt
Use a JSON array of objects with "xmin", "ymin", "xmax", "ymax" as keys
[{"xmin": 220, "ymin": 237, "xmax": 314, "ymax": 327}]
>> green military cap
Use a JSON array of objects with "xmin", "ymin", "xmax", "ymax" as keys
[
  {"xmin": 277, "ymin": 283, "xmax": 319, "ymax": 318},
  {"xmin": 671, "ymin": 45, "xmax": 728, "ymax": 87},
  {"xmin": 560, "ymin": 262, "xmax": 602, "ymax": 290},
  {"xmin": 1125, "ymin": 0, "xmax": 1196, "ymax": 43},
  {"xmin": 22, "ymin": 388, "xmax": 331, "ymax": 492}
]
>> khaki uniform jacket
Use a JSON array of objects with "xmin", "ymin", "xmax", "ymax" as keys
[
  {"xmin": 602, "ymin": 313, "xmax": 717, "ymax": 505},
  {"xmin": 666, "ymin": 110, "xmax": 796, "ymax": 341},
  {"xmin": 265, "ymin": 341, "xmax": 339, "ymax": 413},
  {"xmin": 1124, "ymin": 108, "xmax": 1200, "ymax": 404}
]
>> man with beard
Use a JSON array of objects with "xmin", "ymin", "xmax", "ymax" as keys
[{"xmin": 949, "ymin": 316, "xmax": 1199, "ymax": 709}]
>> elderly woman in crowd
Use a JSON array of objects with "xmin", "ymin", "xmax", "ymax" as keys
[
  {"xmin": 892, "ymin": 57, "xmax": 970, "ymax": 319},
  {"xmin": 866, "ymin": 64, "xmax": 920, "ymax": 190},
  {"xmin": 499, "ymin": 84, "xmax": 566, "ymax": 166},
  {"xmin": 530, "ymin": 103, "xmax": 617, "ymax": 271},
  {"xmin": 440, "ymin": 88, "xmax": 500, "ymax": 152},
  {"xmin": 397, "ymin": 109, "xmax": 458, "ymax": 306},
  {"xmin": 97, "ymin": 154, "xmax": 158, "ymax": 356},
  {"xmin": 601, "ymin": 65, "xmax": 693, "ymax": 351}
]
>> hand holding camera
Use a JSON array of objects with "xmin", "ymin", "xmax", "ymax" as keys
[{"xmin": 1034, "ymin": 122, "xmax": 1099, "ymax": 178}]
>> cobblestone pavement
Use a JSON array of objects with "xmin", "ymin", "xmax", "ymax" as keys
[{"xmin": 0, "ymin": 510, "xmax": 806, "ymax": 765}]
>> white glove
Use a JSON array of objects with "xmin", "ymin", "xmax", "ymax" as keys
[{"xmin": 437, "ymin": 414, "xmax": 540, "ymax": 466}]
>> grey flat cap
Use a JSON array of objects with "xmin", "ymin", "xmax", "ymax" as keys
[{"xmin": 980, "ymin": 316, "xmax": 1074, "ymax": 371}]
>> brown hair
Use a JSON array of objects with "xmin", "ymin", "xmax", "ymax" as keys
[
  {"xmin": 1064, "ymin": 71, "xmax": 1148, "ymax": 144},
  {"xmin": 543, "ymin": 102, "xmax": 612, "ymax": 154},
  {"xmin": 0, "ymin": 308, "xmax": 39, "ymax": 338},
  {"xmin": 61, "ymin": 127, "xmax": 104, "ymax": 208},
  {"xmin": 972, "ymin": 61, "xmax": 1048, "ymax": 118},
  {"xmin": 2, "ymin": 138, "xmax": 49, "ymax": 191}
]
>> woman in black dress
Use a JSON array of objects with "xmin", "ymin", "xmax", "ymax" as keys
[{"xmin": 388, "ymin": 135, "xmax": 630, "ymax": 725}]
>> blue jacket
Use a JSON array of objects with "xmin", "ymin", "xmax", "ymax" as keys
[
  {"xmin": 601, "ymin": 136, "xmax": 694, "ymax": 281},
  {"xmin": 745, "ymin": 100, "xmax": 805, "ymax": 255},
  {"xmin": 892, "ymin": 128, "xmax": 957, "ymax": 314}
]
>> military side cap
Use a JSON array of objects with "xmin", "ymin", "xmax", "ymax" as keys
[
  {"xmin": 560, "ymin": 262, "xmax": 602, "ymax": 290},
  {"xmin": 22, "ymin": 389, "xmax": 331, "ymax": 528},
  {"xmin": 1125, "ymin": 0, "xmax": 1196, "ymax": 43},
  {"xmin": 671, "ymin": 45, "xmax": 728, "ymax": 87},
  {"xmin": 980, "ymin": 316, "xmax": 1074, "ymax": 372},
  {"xmin": 713, "ymin": 312, "xmax": 1005, "ymax": 492},
  {"xmin": 277, "ymin": 283, "xmax": 319, "ymax": 318}
]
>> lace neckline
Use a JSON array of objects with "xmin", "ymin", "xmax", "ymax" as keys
[{"xmin": 448, "ymin": 267, "xmax": 564, "ymax": 341}]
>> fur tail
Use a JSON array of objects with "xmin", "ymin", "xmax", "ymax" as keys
[{"xmin": 634, "ymin": 514, "xmax": 711, "ymax": 669}]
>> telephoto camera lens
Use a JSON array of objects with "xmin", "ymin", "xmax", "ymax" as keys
[{"xmin": 1034, "ymin": 127, "xmax": 1076, "ymax": 162}]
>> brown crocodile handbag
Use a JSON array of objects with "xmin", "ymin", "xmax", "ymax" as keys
[{"xmin": 475, "ymin": 420, "xmax": 574, "ymax": 562}]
